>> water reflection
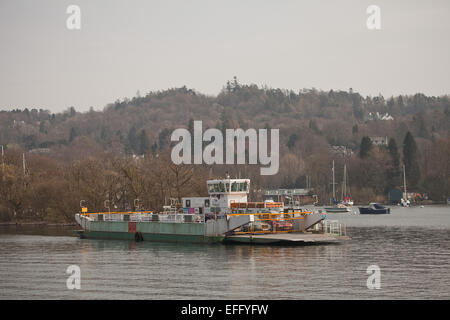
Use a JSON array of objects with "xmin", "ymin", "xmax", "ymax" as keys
[{"xmin": 0, "ymin": 206, "xmax": 449, "ymax": 299}]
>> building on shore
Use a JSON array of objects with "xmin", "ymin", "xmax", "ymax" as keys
[
  {"xmin": 264, "ymin": 188, "xmax": 317, "ymax": 206},
  {"xmin": 370, "ymin": 136, "xmax": 389, "ymax": 146}
]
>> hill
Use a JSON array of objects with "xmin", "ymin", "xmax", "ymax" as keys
[{"xmin": 0, "ymin": 79, "xmax": 449, "ymax": 222}]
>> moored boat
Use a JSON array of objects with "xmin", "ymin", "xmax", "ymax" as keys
[
  {"xmin": 325, "ymin": 161, "xmax": 353, "ymax": 214},
  {"xmin": 325, "ymin": 204, "xmax": 352, "ymax": 213},
  {"xmin": 359, "ymin": 203, "xmax": 390, "ymax": 214}
]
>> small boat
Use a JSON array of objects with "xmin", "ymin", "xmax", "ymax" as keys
[
  {"xmin": 359, "ymin": 203, "xmax": 390, "ymax": 214},
  {"xmin": 325, "ymin": 161, "xmax": 352, "ymax": 214},
  {"xmin": 400, "ymin": 198, "xmax": 411, "ymax": 207},
  {"xmin": 325, "ymin": 204, "xmax": 352, "ymax": 213}
]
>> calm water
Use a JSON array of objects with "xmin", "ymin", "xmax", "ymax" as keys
[{"xmin": 0, "ymin": 206, "xmax": 449, "ymax": 300}]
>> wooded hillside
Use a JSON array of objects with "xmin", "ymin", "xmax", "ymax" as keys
[{"xmin": 1, "ymin": 79, "xmax": 449, "ymax": 221}]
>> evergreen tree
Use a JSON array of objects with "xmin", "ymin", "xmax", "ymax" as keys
[
  {"xmin": 158, "ymin": 128, "xmax": 172, "ymax": 150},
  {"xmin": 287, "ymin": 134, "xmax": 298, "ymax": 150},
  {"xmin": 188, "ymin": 118, "xmax": 194, "ymax": 136},
  {"xmin": 151, "ymin": 142, "xmax": 158, "ymax": 153},
  {"xmin": 309, "ymin": 119, "xmax": 319, "ymax": 133},
  {"xmin": 69, "ymin": 127, "xmax": 78, "ymax": 143},
  {"xmin": 39, "ymin": 121, "xmax": 47, "ymax": 134},
  {"xmin": 403, "ymin": 132, "xmax": 420, "ymax": 188},
  {"xmin": 127, "ymin": 126, "xmax": 138, "ymax": 153},
  {"xmin": 100, "ymin": 126, "xmax": 109, "ymax": 142},
  {"xmin": 138, "ymin": 130, "xmax": 150, "ymax": 155},
  {"xmin": 386, "ymin": 138, "xmax": 401, "ymax": 190},
  {"xmin": 397, "ymin": 95, "xmax": 404, "ymax": 107},
  {"xmin": 416, "ymin": 112, "xmax": 429, "ymax": 138},
  {"xmin": 69, "ymin": 106, "xmax": 76, "ymax": 117},
  {"xmin": 359, "ymin": 136, "xmax": 372, "ymax": 158}
]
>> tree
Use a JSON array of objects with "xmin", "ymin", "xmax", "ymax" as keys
[
  {"xmin": 39, "ymin": 121, "xmax": 48, "ymax": 134},
  {"xmin": 359, "ymin": 136, "xmax": 372, "ymax": 158},
  {"xmin": 188, "ymin": 118, "xmax": 194, "ymax": 136},
  {"xmin": 69, "ymin": 127, "xmax": 78, "ymax": 143},
  {"xmin": 386, "ymin": 138, "xmax": 401, "ymax": 190},
  {"xmin": 403, "ymin": 132, "xmax": 420, "ymax": 188},
  {"xmin": 416, "ymin": 112, "xmax": 429, "ymax": 138},
  {"xmin": 69, "ymin": 106, "xmax": 76, "ymax": 117},
  {"xmin": 309, "ymin": 120, "xmax": 320, "ymax": 134},
  {"xmin": 287, "ymin": 134, "xmax": 298, "ymax": 150},
  {"xmin": 158, "ymin": 128, "xmax": 172, "ymax": 150},
  {"xmin": 127, "ymin": 126, "xmax": 138, "ymax": 154},
  {"xmin": 138, "ymin": 130, "xmax": 150, "ymax": 155}
]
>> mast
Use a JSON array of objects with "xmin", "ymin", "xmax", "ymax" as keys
[
  {"xmin": 343, "ymin": 164, "xmax": 347, "ymax": 199},
  {"xmin": 23, "ymin": 153, "xmax": 26, "ymax": 177},
  {"xmin": 1, "ymin": 145, "xmax": 4, "ymax": 180},
  {"xmin": 403, "ymin": 164, "xmax": 407, "ymax": 198},
  {"xmin": 332, "ymin": 160, "xmax": 335, "ymax": 202}
]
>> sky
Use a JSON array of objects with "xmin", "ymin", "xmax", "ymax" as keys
[{"xmin": 0, "ymin": 0, "xmax": 449, "ymax": 112}]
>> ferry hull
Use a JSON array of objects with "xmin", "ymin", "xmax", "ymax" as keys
[
  {"xmin": 76, "ymin": 229, "xmax": 224, "ymax": 243},
  {"xmin": 74, "ymin": 214, "xmax": 249, "ymax": 244},
  {"xmin": 223, "ymin": 233, "xmax": 350, "ymax": 245}
]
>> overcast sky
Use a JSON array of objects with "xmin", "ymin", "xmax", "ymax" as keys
[{"xmin": 0, "ymin": 0, "xmax": 449, "ymax": 112}]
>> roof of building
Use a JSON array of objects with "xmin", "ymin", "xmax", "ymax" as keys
[{"xmin": 264, "ymin": 189, "xmax": 312, "ymax": 196}]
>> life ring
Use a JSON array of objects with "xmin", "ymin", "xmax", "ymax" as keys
[{"xmin": 134, "ymin": 232, "xmax": 144, "ymax": 242}]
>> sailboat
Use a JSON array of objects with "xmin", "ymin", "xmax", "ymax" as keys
[
  {"xmin": 400, "ymin": 164, "xmax": 411, "ymax": 207},
  {"xmin": 325, "ymin": 161, "xmax": 351, "ymax": 213},
  {"xmin": 341, "ymin": 164, "xmax": 354, "ymax": 207}
]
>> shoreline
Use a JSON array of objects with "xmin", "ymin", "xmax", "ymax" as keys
[{"xmin": 0, "ymin": 222, "xmax": 77, "ymax": 227}]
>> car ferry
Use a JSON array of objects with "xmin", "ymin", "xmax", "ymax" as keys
[{"xmin": 75, "ymin": 177, "xmax": 349, "ymax": 245}]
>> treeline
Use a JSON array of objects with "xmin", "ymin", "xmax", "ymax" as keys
[
  {"xmin": 0, "ymin": 79, "xmax": 449, "ymax": 221},
  {"xmin": 0, "ymin": 149, "xmax": 211, "ymax": 222}
]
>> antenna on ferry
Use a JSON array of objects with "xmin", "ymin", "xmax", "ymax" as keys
[
  {"xmin": 104, "ymin": 200, "xmax": 110, "ymax": 213},
  {"xmin": 22, "ymin": 153, "xmax": 26, "ymax": 176},
  {"xmin": 1, "ymin": 145, "xmax": 4, "ymax": 180}
]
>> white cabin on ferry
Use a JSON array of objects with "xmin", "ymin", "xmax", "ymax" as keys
[{"xmin": 182, "ymin": 178, "xmax": 250, "ymax": 215}]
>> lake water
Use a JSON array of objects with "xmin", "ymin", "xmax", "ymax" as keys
[{"xmin": 0, "ymin": 206, "xmax": 449, "ymax": 299}]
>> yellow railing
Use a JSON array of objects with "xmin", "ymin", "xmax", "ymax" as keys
[
  {"xmin": 227, "ymin": 212, "xmax": 313, "ymax": 235},
  {"xmin": 227, "ymin": 211, "xmax": 313, "ymax": 216},
  {"xmin": 81, "ymin": 211, "xmax": 153, "ymax": 216}
]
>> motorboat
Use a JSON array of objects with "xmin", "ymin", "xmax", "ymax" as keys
[{"xmin": 359, "ymin": 203, "xmax": 390, "ymax": 214}]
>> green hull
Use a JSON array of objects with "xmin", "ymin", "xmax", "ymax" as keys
[{"xmin": 76, "ymin": 229, "xmax": 224, "ymax": 244}]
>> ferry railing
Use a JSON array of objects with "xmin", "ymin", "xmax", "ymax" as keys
[
  {"xmin": 313, "ymin": 220, "xmax": 347, "ymax": 236},
  {"xmin": 226, "ymin": 212, "xmax": 314, "ymax": 235},
  {"xmin": 81, "ymin": 211, "xmax": 205, "ymax": 223}
]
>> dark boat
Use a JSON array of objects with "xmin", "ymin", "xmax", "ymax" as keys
[{"xmin": 358, "ymin": 203, "xmax": 390, "ymax": 214}]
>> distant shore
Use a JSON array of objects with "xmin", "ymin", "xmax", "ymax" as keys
[{"xmin": 0, "ymin": 222, "xmax": 77, "ymax": 227}]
